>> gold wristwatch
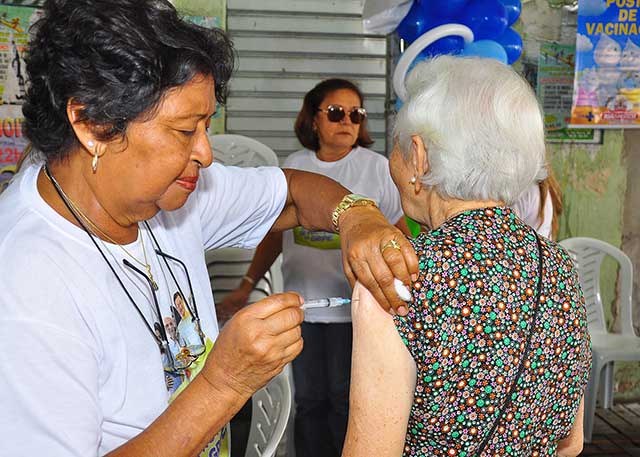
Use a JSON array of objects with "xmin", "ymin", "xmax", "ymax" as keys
[{"xmin": 331, "ymin": 194, "xmax": 378, "ymax": 233}]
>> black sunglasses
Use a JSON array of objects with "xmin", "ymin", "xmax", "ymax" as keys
[{"xmin": 317, "ymin": 104, "xmax": 367, "ymax": 124}]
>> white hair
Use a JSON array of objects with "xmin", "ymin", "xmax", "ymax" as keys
[{"xmin": 393, "ymin": 56, "xmax": 547, "ymax": 205}]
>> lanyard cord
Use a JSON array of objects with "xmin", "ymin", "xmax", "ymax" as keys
[
  {"xmin": 143, "ymin": 221, "xmax": 201, "ymax": 325},
  {"xmin": 473, "ymin": 230, "xmax": 545, "ymax": 456},
  {"xmin": 44, "ymin": 165, "xmax": 166, "ymax": 350}
]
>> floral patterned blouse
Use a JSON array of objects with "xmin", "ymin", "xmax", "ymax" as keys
[{"xmin": 394, "ymin": 207, "xmax": 591, "ymax": 457}]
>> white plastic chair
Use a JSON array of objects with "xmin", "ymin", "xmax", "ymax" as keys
[
  {"xmin": 559, "ymin": 237, "xmax": 639, "ymax": 443},
  {"xmin": 205, "ymin": 133, "xmax": 283, "ymax": 312},
  {"xmin": 205, "ymin": 249, "xmax": 283, "ymax": 308},
  {"xmin": 206, "ymin": 135, "xmax": 291, "ymax": 455},
  {"xmin": 210, "ymin": 134, "xmax": 279, "ymax": 167},
  {"xmin": 245, "ymin": 368, "xmax": 293, "ymax": 457}
]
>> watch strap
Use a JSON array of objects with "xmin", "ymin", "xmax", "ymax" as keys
[{"xmin": 331, "ymin": 194, "xmax": 378, "ymax": 233}]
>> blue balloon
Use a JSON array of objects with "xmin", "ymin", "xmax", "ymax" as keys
[
  {"xmin": 460, "ymin": 40, "xmax": 508, "ymax": 65},
  {"xmin": 458, "ymin": 0, "xmax": 508, "ymax": 40},
  {"xmin": 424, "ymin": 0, "xmax": 470, "ymax": 19},
  {"xmin": 500, "ymin": 0, "xmax": 522, "ymax": 26},
  {"xmin": 397, "ymin": 1, "xmax": 433, "ymax": 43},
  {"xmin": 419, "ymin": 35, "xmax": 465, "ymax": 59},
  {"xmin": 495, "ymin": 27, "xmax": 523, "ymax": 64}
]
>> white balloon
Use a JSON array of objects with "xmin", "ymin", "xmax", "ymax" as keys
[{"xmin": 393, "ymin": 23, "xmax": 474, "ymax": 102}]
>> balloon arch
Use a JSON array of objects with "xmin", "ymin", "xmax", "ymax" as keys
[{"xmin": 391, "ymin": 0, "xmax": 523, "ymax": 101}]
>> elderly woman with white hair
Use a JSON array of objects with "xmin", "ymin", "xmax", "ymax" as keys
[{"xmin": 342, "ymin": 56, "xmax": 591, "ymax": 457}]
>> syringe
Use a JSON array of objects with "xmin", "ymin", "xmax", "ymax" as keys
[
  {"xmin": 301, "ymin": 297, "xmax": 351, "ymax": 310},
  {"xmin": 300, "ymin": 279, "xmax": 411, "ymax": 310}
]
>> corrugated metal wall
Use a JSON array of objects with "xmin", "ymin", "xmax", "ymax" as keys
[{"xmin": 226, "ymin": 0, "xmax": 388, "ymax": 163}]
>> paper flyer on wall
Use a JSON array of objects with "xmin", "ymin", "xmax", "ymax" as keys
[
  {"xmin": 570, "ymin": 0, "xmax": 640, "ymax": 128},
  {"xmin": 0, "ymin": 5, "xmax": 42, "ymax": 192},
  {"xmin": 538, "ymin": 42, "xmax": 601, "ymax": 142}
]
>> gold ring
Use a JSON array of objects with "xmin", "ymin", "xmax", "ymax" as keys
[{"xmin": 381, "ymin": 238, "xmax": 401, "ymax": 254}]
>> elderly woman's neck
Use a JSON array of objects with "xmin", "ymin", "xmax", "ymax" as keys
[{"xmin": 426, "ymin": 193, "xmax": 504, "ymax": 229}]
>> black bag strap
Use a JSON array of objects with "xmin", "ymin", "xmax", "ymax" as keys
[{"xmin": 473, "ymin": 231, "xmax": 545, "ymax": 456}]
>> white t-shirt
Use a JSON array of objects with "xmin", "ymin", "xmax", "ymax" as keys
[
  {"xmin": 0, "ymin": 161, "xmax": 287, "ymax": 456},
  {"xmin": 281, "ymin": 147, "xmax": 403, "ymax": 323},
  {"xmin": 512, "ymin": 183, "xmax": 554, "ymax": 239}
]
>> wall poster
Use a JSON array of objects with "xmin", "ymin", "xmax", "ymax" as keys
[
  {"xmin": 538, "ymin": 41, "xmax": 601, "ymax": 142},
  {"xmin": 0, "ymin": 5, "xmax": 41, "ymax": 191},
  {"xmin": 570, "ymin": 0, "xmax": 640, "ymax": 128}
]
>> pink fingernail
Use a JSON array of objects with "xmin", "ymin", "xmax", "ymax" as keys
[{"xmin": 397, "ymin": 306, "xmax": 408, "ymax": 316}]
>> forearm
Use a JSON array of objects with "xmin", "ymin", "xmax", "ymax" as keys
[
  {"xmin": 242, "ymin": 232, "xmax": 283, "ymax": 289},
  {"xmin": 106, "ymin": 375, "xmax": 249, "ymax": 457},
  {"xmin": 271, "ymin": 168, "xmax": 350, "ymax": 232},
  {"xmin": 271, "ymin": 170, "xmax": 419, "ymax": 312}
]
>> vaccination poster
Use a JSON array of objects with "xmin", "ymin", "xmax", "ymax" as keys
[
  {"xmin": 570, "ymin": 0, "xmax": 640, "ymax": 127},
  {"xmin": 0, "ymin": 5, "xmax": 41, "ymax": 192}
]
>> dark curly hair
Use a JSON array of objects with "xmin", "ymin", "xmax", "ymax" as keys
[
  {"xmin": 23, "ymin": 0, "xmax": 235, "ymax": 161},
  {"xmin": 294, "ymin": 78, "xmax": 373, "ymax": 152}
]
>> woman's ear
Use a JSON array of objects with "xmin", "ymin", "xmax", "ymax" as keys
[
  {"xmin": 410, "ymin": 135, "xmax": 428, "ymax": 193},
  {"xmin": 66, "ymin": 99, "xmax": 99, "ymax": 154}
]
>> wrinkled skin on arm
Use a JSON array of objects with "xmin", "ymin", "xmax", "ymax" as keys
[{"xmin": 342, "ymin": 282, "xmax": 416, "ymax": 457}]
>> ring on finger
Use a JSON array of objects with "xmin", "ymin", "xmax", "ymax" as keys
[{"xmin": 381, "ymin": 238, "xmax": 401, "ymax": 254}]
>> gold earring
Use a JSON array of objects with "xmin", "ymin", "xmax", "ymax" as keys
[
  {"xmin": 409, "ymin": 176, "xmax": 417, "ymax": 184},
  {"xmin": 92, "ymin": 152, "xmax": 99, "ymax": 173},
  {"xmin": 88, "ymin": 141, "xmax": 99, "ymax": 173}
]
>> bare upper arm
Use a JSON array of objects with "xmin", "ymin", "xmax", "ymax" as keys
[{"xmin": 342, "ymin": 282, "xmax": 416, "ymax": 457}]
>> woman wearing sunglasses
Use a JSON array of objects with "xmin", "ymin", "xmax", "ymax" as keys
[
  {"xmin": 0, "ymin": 3, "xmax": 418, "ymax": 457},
  {"xmin": 219, "ymin": 78, "xmax": 410, "ymax": 457}
]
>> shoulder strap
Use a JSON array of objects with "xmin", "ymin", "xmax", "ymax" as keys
[{"xmin": 473, "ymin": 231, "xmax": 545, "ymax": 456}]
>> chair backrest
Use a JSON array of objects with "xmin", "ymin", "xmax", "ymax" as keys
[
  {"xmin": 245, "ymin": 369, "xmax": 292, "ymax": 457},
  {"xmin": 206, "ymin": 134, "xmax": 282, "ymax": 309},
  {"xmin": 205, "ymin": 248, "xmax": 283, "ymax": 306},
  {"xmin": 210, "ymin": 134, "xmax": 279, "ymax": 167},
  {"xmin": 559, "ymin": 237, "xmax": 634, "ymax": 335}
]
